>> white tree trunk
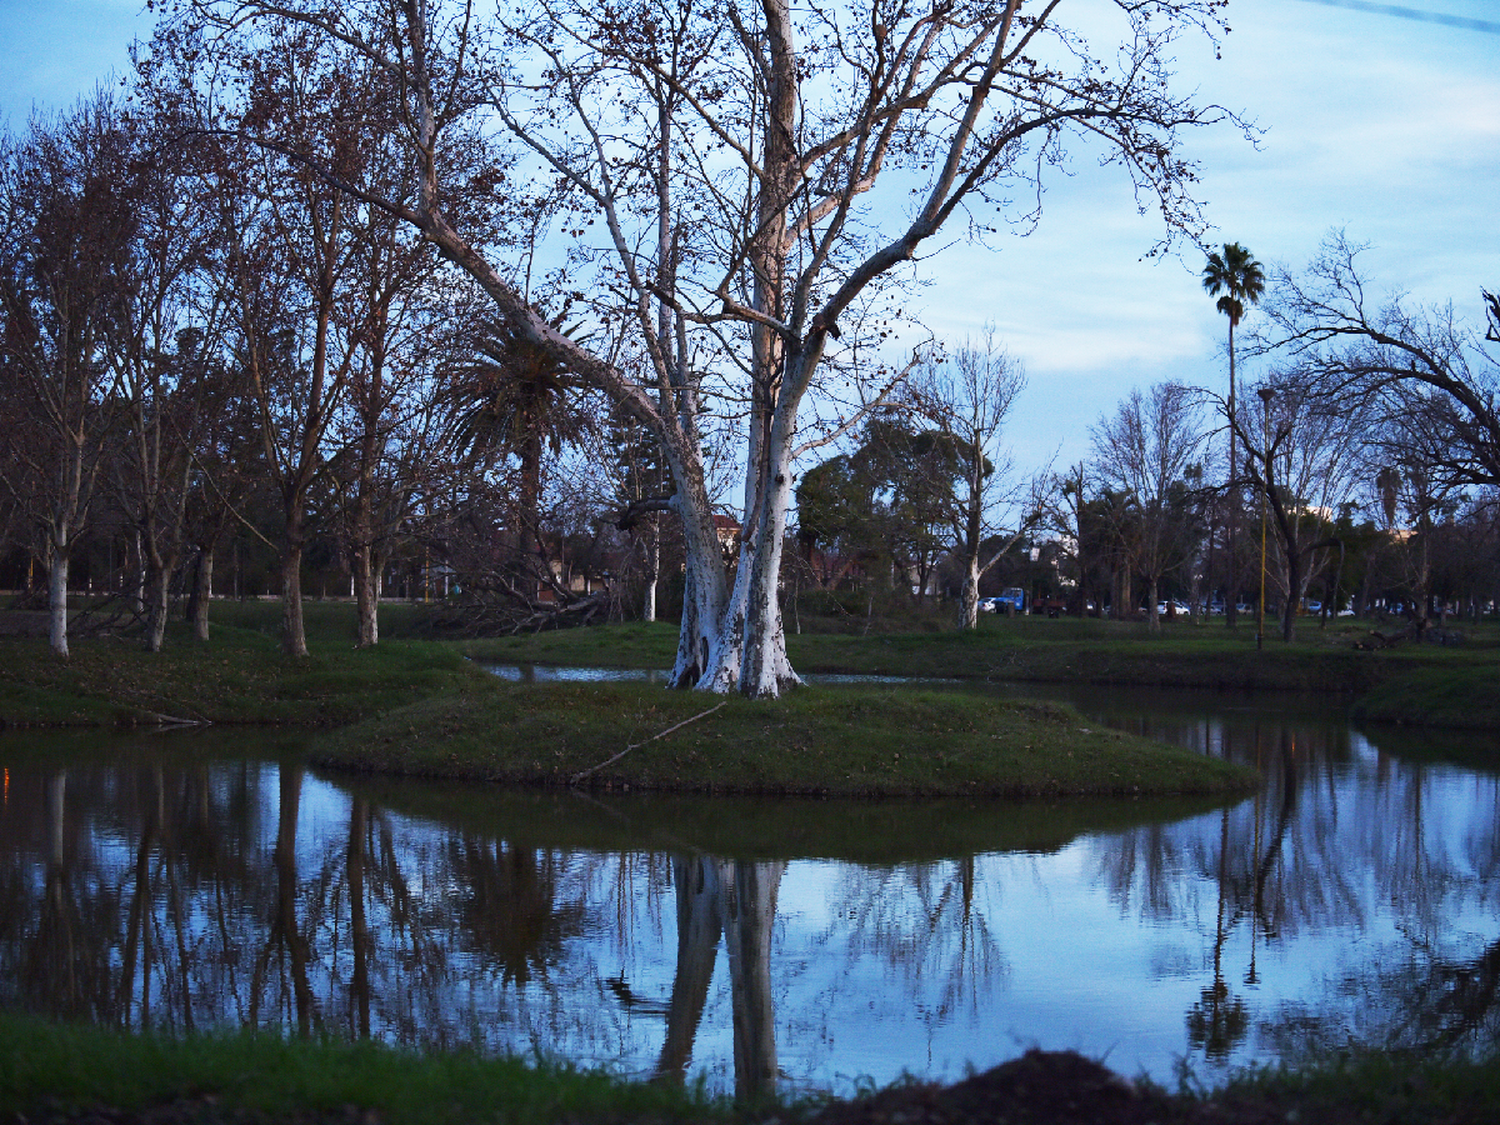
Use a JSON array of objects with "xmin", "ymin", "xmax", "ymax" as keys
[
  {"xmin": 736, "ymin": 445, "xmax": 800, "ymax": 699},
  {"xmin": 669, "ymin": 488, "xmax": 729, "ymax": 689},
  {"xmin": 696, "ymin": 441, "xmax": 801, "ymax": 698},
  {"xmin": 47, "ymin": 543, "xmax": 69, "ymax": 658},
  {"xmin": 960, "ymin": 551, "xmax": 982, "ymax": 630},
  {"xmin": 642, "ymin": 531, "xmax": 658, "ymax": 624}
]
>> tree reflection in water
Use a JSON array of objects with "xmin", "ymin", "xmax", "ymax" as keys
[
  {"xmin": 1083, "ymin": 702, "xmax": 1500, "ymax": 1070},
  {"xmin": 656, "ymin": 856, "xmax": 720, "ymax": 1084},
  {"xmin": 1, "ymin": 709, "xmax": 1499, "ymax": 1093}
]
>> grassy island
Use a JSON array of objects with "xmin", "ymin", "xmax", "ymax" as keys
[
  {"xmin": 313, "ymin": 679, "xmax": 1255, "ymax": 798},
  {"xmin": 1, "ymin": 602, "xmax": 1496, "ymax": 797}
]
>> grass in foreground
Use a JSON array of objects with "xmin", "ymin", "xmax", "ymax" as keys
[
  {"xmin": 315, "ymin": 681, "xmax": 1258, "ymax": 798},
  {"xmin": 1213, "ymin": 1048, "xmax": 1500, "ymax": 1124},
  {"xmin": 0, "ymin": 1017, "xmax": 734, "ymax": 1125},
  {"xmin": 4, "ymin": 1015, "xmax": 1498, "ymax": 1125}
]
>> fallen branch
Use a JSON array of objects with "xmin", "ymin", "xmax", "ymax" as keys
[
  {"xmin": 570, "ymin": 701, "xmax": 728, "ymax": 784},
  {"xmin": 141, "ymin": 710, "xmax": 213, "ymax": 728}
]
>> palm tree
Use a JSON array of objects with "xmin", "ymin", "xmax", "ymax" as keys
[
  {"xmin": 1202, "ymin": 242, "xmax": 1265, "ymax": 626},
  {"xmin": 449, "ymin": 316, "xmax": 590, "ymax": 548}
]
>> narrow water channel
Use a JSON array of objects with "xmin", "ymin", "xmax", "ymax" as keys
[{"xmin": 1, "ymin": 683, "xmax": 1497, "ymax": 1097}]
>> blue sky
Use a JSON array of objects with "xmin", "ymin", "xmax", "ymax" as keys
[{"xmin": 3, "ymin": 0, "xmax": 1496, "ymax": 477}]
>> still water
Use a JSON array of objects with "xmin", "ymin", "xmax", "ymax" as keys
[{"xmin": 2, "ymin": 682, "xmax": 1498, "ymax": 1096}]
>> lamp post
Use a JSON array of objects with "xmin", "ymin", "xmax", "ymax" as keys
[{"xmin": 1256, "ymin": 387, "xmax": 1275, "ymax": 650}]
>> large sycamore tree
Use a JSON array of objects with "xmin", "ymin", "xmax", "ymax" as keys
[{"xmin": 168, "ymin": 0, "xmax": 1236, "ymax": 696}]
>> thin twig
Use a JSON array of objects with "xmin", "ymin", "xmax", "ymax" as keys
[
  {"xmin": 570, "ymin": 701, "xmax": 728, "ymax": 784},
  {"xmin": 141, "ymin": 711, "xmax": 213, "ymax": 728}
]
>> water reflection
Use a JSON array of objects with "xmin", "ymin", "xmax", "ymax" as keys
[{"xmin": 1, "ymin": 695, "xmax": 1499, "ymax": 1095}]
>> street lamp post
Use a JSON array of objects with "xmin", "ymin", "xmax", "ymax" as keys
[{"xmin": 1256, "ymin": 387, "xmax": 1275, "ymax": 650}]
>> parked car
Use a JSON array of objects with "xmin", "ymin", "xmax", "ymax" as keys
[{"xmin": 992, "ymin": 587, "xmax": 1026, "ymax": 614}]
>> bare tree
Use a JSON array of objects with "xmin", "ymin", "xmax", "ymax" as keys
[
  {"xmin": 1091, "ymin": 382, "xmax": 1206, "ymax": 632},
  {"xmin": 908, "ymin": 333, "xmax": 1034, "ymax": 629},
  {"xmin": 333, "ymin": 178, "xmax": 452, "ymax": 649},
  {"xmin": 1234, "ymin": 373, "xmax": 1368, "ymax": 643},
  {"xmin": 1259, "ymin": 232, "xmax": 1500, "ymax": 493},
  {"xmin": 0, "ymin": 96, "xmax": 135, "ymax": 656},
  {"xmin": 172, "ymin": 0, "xmax": 1238, "ymax": 695},
  {"xmin": 102, "ymin": 109, "xmax": 229, "ymax": 652},
  {"xmin": 206, "ymin": 30, "xmax": 394, "ymax": 657}
]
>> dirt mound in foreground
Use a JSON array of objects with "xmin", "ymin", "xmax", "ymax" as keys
[{"xmin": 807, "ymin": 1049, "xmax": 1308, "ymax": 1125}]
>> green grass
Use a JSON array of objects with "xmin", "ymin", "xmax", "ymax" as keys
[
  {"xmin": 1214, "ymin": 1048, "xmax": 1500, "ymax": 1125},
  {"xmin": 0, "ymin": 604, "xmax": 1260, "ymax": 798},
  {"xmin": 463, "ymin": 615, "xmax": 1500, "ymax": 723},
  {"xmin": 1351, "ymin": 663, "xmax": 1500, "ymax": 730},
  {"xmin": 0, "ymin": 606, "xmax": 491, "ymax": 727},
  {"xmin": 315, "ymin": 681, "xmax": 1258, "ymax": 799},
  {"xmin": 5, "ymin": 1015, "xmax": 1498, "ymax": 1125},
  {"xmin": 0, "ymin": 1016, "xmax": 737, "ymax": 1125},
  {"xmin": 4, "ymin": 599, "xmax": 1495, "ymax": 762}
]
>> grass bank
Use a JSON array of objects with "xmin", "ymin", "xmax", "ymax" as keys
[
  {"xmin": 0, "ymin": 1016, "xmax": 735, "ymax": 1125},
  {"xmin": 4, "ymin": 1015, "xmax": 1498, "ymax": 1125},
  {"xmin": 0, "ymin": 603, "xmax": 491, "ymax": 727},
  {"xmin": 314, "ymin": 681, "xmax": 1257, "ymax": 798},
  {"xmin": 0, "ymin": 603, "xmax": 1257, "ymax": 798},
  {"xmin": 1350, "ymin": 663, "xmax": 1500, "ymax": 729},
  {"xmin": 463, "ymin": 616, "xmax": 1500, "ymax": 728}
]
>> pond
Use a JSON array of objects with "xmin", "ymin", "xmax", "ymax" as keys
[{"xmin": 2, "ymin": 680, "xmax": 1498, "ymax": 1098}]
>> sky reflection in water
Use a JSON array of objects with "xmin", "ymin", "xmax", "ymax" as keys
[{"xmin": 1, "ymin": 684, "xmax": 1498, "ymax": 1097}]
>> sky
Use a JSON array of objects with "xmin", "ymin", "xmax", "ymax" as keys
[{"xmin": 2, "ymin": 0, "xmax": 1497, "ymax": 480}]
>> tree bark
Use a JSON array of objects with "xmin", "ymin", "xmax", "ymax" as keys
[
  {"xmin": 353, "ymin": 539, "xmax": 380, "ymax": 648},
  {"xmin": 1226, "ymin": 317, "xmax": 1239, "ymax": 629},
  {"xmin": 642, "ymin": 529, "xmax": 659, "ymax": 624},
  {"xmin": 193, "ymin": 548, "xmax": 213, "ymax": 642},
  {"xmin": 47, "ymin": 541, "xmax": 70, "ymax": 658},
  {"xmin": 281, "ymin": 509, "xmax": 308, "ymax": 657},
  {"xmin": 144, "ymin": 555, "xmax": 172, "ymax": 653}
]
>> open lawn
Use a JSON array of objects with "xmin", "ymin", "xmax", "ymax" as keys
[
  {"xmin": 2, "ymin": 600, "xmax": 1497, "ymax": 734},
  {"xmin": 0, "ymin": 602, "xmax": 490, "ymax": 727},
  {"xmin": 463, "ymin": 613, "xmax": 1500, "ymax": 725}
]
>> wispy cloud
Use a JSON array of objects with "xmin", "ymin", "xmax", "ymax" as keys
[{"xmin": 1293, "ymin": 0, "xmax": 1500, "ymax": 34}]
